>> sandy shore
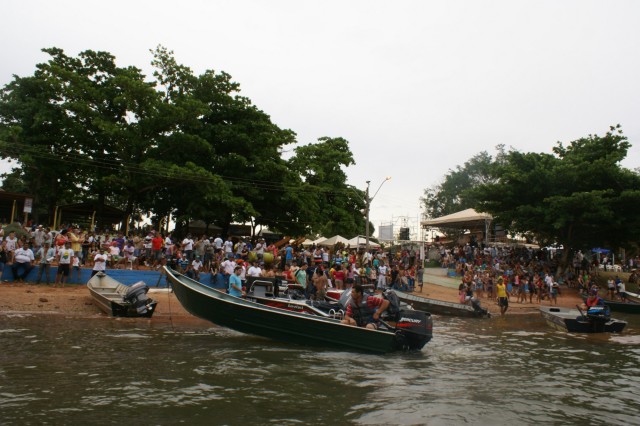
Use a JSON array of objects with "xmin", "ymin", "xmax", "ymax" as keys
[{"xmin": 0, "ymin": 277, "xmax": 584, "ymax": 320}]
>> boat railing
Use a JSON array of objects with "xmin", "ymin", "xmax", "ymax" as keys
[{"xmin": 328, "ymin": 309, "xmax": 344, "ymax": 320}]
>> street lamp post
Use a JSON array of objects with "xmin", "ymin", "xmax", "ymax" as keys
[{"xmin": 365, "ymin": 177, "xmax": 391, "ymax": 252}]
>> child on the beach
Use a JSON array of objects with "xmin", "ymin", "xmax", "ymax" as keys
[{"xmin": 72, "ymin": 255, "xmax": 81, "ymax": 283}]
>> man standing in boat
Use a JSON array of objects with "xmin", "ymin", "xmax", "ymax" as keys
[
  {"xmin": 341, "ymin": 284, "xmax": 390, "ymax": 329},
  {"xmin": 228, "ymin": 265, "xmax": 245, "ymax": 297}
]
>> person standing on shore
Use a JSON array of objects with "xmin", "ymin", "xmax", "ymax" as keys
[
  {"xmin": 68, "ymin": 228, "xmax": 83, "ymax": 265},
  {"xmin": 151, "ymin": 232, "xmax": 164, "ymax": 269},
  {"xmin": 55, "ymin": 241, "xmax": 74, "ymax": 288},
  {"xmin": 377, "ymin": 261, "xmax": 388, "ymax": 291},
  {"xmin": 35, "ymin": 242, "xmax": 55, "ymax": 284},
  {"xmin": 91, "ymin": 248, "xmax": 108, "ymax": 277},
  {"xmin": 496, "ymin": 277, "xmax": 509, "ymax": 316}
]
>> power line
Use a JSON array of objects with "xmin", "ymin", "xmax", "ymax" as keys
[{"xmin": 0, "ymin": 140, "xmax": 368, "ymax": 198}]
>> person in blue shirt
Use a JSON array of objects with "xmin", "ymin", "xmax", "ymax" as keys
[
  {"xmin": 285, "ymin": 244, "xmax": 294, "ymax": 265},
  {"xmin": 228, "ymin": 265, "xmax": 244, "ymax": 297}
]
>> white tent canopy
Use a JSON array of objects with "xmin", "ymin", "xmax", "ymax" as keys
[
  {"xmin": 311, "ymin": 236, "xmax": 327, "ymax": 245},
  {"xmin": 317, "ymin": 235, "xmax": 350, "ymax": 247},
  {"xmin": 301, "ymin": 238, "xmax": 315, "ymax": 247},
  {"xmin": 421, "ymin": 208, "xmax": 492, "ymax": 230},
  {"xmin": 346, "ymin": 235, "xmax": 380, "ymax": 248},
  {"xmin": 421, "ymin": 208, "xmax": 493, "ymax": 245}
]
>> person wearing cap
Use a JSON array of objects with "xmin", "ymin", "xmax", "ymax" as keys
[
  {"xmin": 55, "ymin": 241, "xmax": 74, "ymax": 287},
  {"xmin": 583, "ymin": 288, "xmax": 605, "ymax": 310},
  {"xmin": 496, "ymin": 277, "xmax": 508, "ymax": 316},
  {"xmin": 35, "ymin": 242, "xmax": 56, "ymax": 285},
  {"xmin": 91, "ymin": 247, "xmax": 108, "ymax": 277}
]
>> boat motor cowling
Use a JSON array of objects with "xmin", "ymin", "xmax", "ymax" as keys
[
  {"xmin": 394, "ymin": 309, "xmax": 433, "ymax": 350},
  {"xmin": 124, "ymin": 281, "xmax": 152, "ymax": 315}
]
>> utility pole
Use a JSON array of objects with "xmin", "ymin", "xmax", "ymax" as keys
[
  {"xmin": 365, "ymin": 177, "xmax": 391, "ymax": 252},
  {"xmin": 365, "ymin": 181, "xmax": 371, "ymax": 251}
]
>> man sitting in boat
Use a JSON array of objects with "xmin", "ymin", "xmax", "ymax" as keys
[
  {"xmin": 341, "ymin": 284, "xmax": 390, "ymax": 329},
  {"xmin": 583, "ymin": 288, "xmax": 605, "ymax": 309}
]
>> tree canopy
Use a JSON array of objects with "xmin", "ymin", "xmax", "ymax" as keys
[
  {"xmin": 422, "ymin": 126, "xmax": 640, "ymax": 257},
  {"xmin": 0, "ymin": 46, "xmax": 368, "ymax": 238},
  {"xmin": 471, "ymin": 125, "xmax": 640, "ymax": 252}
]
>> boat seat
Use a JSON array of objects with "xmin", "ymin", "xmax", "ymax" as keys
[
  {"xmin": 252, "ymin": 285, "xmax": 270, "ymax": 298},
  {"xmin": 247, "ymin": 276, "xmax": 276, "ymax": 298}
]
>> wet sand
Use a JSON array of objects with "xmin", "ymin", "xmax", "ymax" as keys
[{"xmin": 0, "ymin": 276, "xmax": 584, "ymax": 320}]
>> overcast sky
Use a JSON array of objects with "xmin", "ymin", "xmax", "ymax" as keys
[{"xmin": 2, "ymin": 1, "xmax": 639, "ymax": 237}]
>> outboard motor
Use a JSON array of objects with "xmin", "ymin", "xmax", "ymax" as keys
[
  {"xmin": 124, "ymin": 281, "xmax": 152, "ymax": 315},
  {"xmin": 394, "ymin": 309, "xmax": 433, "ymax": 350}
]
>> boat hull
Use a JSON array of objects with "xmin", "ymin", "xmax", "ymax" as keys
[
  {"xmin": 539, "ymin": 307, "xmax": 626, "ymax": 333},
  {"xmin": 165, "ymin": 267, "xmax": 432, "ymax": 353},
  {"xmin": 394, "ymin": 290, "xmax": 489, "ymax": 318},
  {"xmin": 87, "ymin": 273, "xmax": 157, "ymax": 318}
]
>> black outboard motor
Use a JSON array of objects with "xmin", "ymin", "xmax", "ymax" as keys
[
  {"xmin": 124, "ymin": 281, "xmax": 152, "ymax": 315},
  {"xmin": 394, "ymin": 309, "xmax": 433, "ymax": 350}
]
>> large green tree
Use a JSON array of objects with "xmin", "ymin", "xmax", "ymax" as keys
[
  {"xmin": 473, "ymin": 125, "xmax": 640, "ymax": 260},
  {"xmin": 288, "ymin": 137, "xmax": 367, "ymax": 238},
  {"xmin": 421, "ymin": 148, "xmax": 505, "ymax": 220},
  {"xmin": 0, "ymin": 46, "xmax": 365, "ymax": 239}
]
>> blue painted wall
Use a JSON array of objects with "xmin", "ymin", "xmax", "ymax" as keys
[{"xmin": 1, "ymin": 266, "xmax": 229, "ymax": 289}]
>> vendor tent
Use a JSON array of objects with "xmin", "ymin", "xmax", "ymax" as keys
[
  {"xmin": 311, "ymin": 236, "xmax": 327, "ymax": 245},
  {"xmin": 346, "ymin": 235, "xmax": 380, "ymax": 248},
  {"xmin": 301, "ymin": 238, "xmax": 315, "ymax": 247},
  {"xmin": 318, "ymin": 235, "xmax": 349, "ymax": 247}
]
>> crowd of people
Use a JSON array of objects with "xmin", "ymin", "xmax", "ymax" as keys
[
  {"xmin": 2, "ymin": 222, "xmax": 636, "ymax": 322},
  {"xmin": 0, "ymin": 223, "xmax": 425, "ymax": 296},
  {"xmin": 441, "ymin": 243, "xmax": 637, "ymax": 316}
]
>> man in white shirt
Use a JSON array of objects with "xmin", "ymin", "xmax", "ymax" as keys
[
  {"xmin": 92, "ymin": 248, "xmax": 108, "ymax": 277},
  {"xmin": 377, "ymin": 262, "xmax": 388, "ymax": 291},
  {"xmin": 221, "ymin": 257, "xmax": 236, "ymax": 286},
  {"xmin": 182, "ymin": 234, "xmax": 194, "ymax": 261},
  {"xmin": 12, "ymin": 242, "xmax": 35, "ymax": 282},
  {"xmin": 213, "ymin": 236, "xmax": 223, "ymax": 253},
  {"xmin": 223, "ymin": 237, "xmax": 234, "ymax": 259},
  {"xmin": 255, "ymin": 239, "xmax": 265, "ymax": 259},
  {"xmin": 247, "ymin": 261, "xmax": 262, "ymax": 277},
  {"xmin": 189, "ymin": 256, "xmax": 203, "ymax": 280},
  {"xmin": 55, "ymin": 241, "xmax": 74, "ymax": 287}
]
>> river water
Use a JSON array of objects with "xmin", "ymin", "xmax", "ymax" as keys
[{"xmin": 1, "ymin": 312, "xmax": 639, "ymax": 425}]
